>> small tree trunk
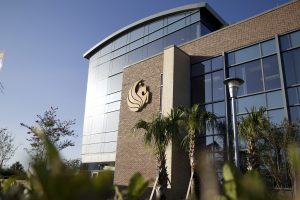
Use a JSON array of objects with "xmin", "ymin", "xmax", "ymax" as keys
[
  {"xmin": 156, "ymin": 152, "xmax": 168, "ymax": 200},
  {"xmin": 188, "ymin": 133, "xmax": 198, "ymax": 199},
  {"xmin": 247, "ymin": 139, "xmax": 258, "ymax": 171}
]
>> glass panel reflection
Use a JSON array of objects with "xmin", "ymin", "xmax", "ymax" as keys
[
  {"xmin": 266, "ymin": 91, "xmax": 283, "ymax": 109},
  {"xmin": 261, "ymin": 39, "xmax": 276, "ymax": 56},
  {"xmin": 212, "ymin": 70, "xmax": 224, "ymax": 101},
  {"xmin": 290, "ymin": 106, "xmax": 300, "ymax": 122},
  {"xmin": 237, "ymin": 94, "xmax": 266, "ymax": 114},
  {"xmin": 291, "ymin": 31, "xmax": 300, "ymax": 48},
  {"xmin": 228, "ymin": 44, "xmax": 260, "ymax": 66},
  {"xmin": 200, "ymin": 74, "xmax": 212, "ymax": 103},
  {"xmin": 211, "ymin": 56, "xmax": 223, "ymax": 71},
  {"xmin": 213, "ymin": 101, "xmax": 225, "ymax": 117},
  {"xmin": 229, "ymin": 60, "xmax": 263, "ymax": 96},
  {"xmin": 262, "ymin": 55, "xmax": 280, "ymax": 90},
  {"xmin": 107, "ymin": 73, "xmax": 123, "ymax": 94},
  {"xmin": 268, "ymin": 109, "xmax": 284, "ymax": 125},
  {"xmin": 282, "ymin": 48, "xmax": 300, "ymax": 86}
]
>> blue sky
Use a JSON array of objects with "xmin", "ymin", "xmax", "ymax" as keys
[{"xmin": 0, "ymin": 0, "xmax": 289, "ymax": 168}]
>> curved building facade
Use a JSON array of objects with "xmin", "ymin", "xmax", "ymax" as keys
[{"xmin": 81, "ymin": 3, "xmax": 226, "ymax": 168}]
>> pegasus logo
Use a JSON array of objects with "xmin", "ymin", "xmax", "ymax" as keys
[{"xmin": 127, "ymin": 80, "xmax": 150, "ymax": 112}]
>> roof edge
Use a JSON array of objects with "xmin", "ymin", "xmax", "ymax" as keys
[{"xmin": 83, "ymin": 2, "xmax": 227, "ymax": 59}]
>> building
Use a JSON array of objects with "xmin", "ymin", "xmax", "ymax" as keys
[{"xmin": 82, "ymin": 1, "xmax": 300, "ymax": 198}]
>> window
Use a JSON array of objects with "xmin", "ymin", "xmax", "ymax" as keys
[
  {"xmin": 213, "ymin": 101, "xmax": 225, "ymax": 117},
  {"xmin": 167, "ymin": 13, "xmax": 185, "ymax": 24},
  {"xmin": 192, "ymin": 60, "xmax": 211, "ymax": 77},
  {"xmin": 280, "ymin": 30, "xmax": 300, "ymax": 50},
  {"xmin": 262, "ymin": 55, "xmax": 281, "ymax": 90},
  {"xmin": 95, "ymin": 62, "xmax": 109, "ymax": 81},
  {"xmin": 201, "ymin": 74, "xmax": 212, "ymax": 103},
  {"xmin": 191, "ymin": 12, "xmax": 200, "ymax": 23},
  {"xmin": 114, "ymin": 34, "xmax": 128, "ymax": 50},
  {"xmin": 266, "ymin": 91, "xmax": 283, "ymax": 109},
  {"xmin": 167, "ymin": 18, "xmax": 185, "ymax": 33},
  {"xmin": 261, "ymin": 39, "xmax": 276, "ymax": 56},
  {"xmin": 228, "ymin": 45, "xmax": 260, "ymax": 66},
  {"xmin": 290, "ymin": 106, "xmax": 300, "ymax": 122},
  {"xmin": 212, "ymin": 70, "xmax": 224, "ymax": 101},
  {"xmin": 282, "ymin": 48, "xmax": 300, "ymax": 86},
  {"xmin": 128, "ymin": 38, "xmax": 143, "ymax": 51},
  {"xmin": 229, "ymin": 60, "xmax": 263, "ymax": 96},
  {"xmin": 110, "ymin": 55, "xmax": 126, "ymax": 76},
  {"xmin": 149, "ymin": 19, "xmax": 163, "ymax": 33},
  {"xmin": 147, "ymin": 38, "xmax": 163, "ymax": 57},
  {"xmin": 237, "ymin": 94, "xmax": 266, "ymax": 114},
  {"xmin": 107, "ymin": 73, "xmax": 123, "ymax": 94},
  {"xmin": 287, "ymin": 86, "xmax": 300, "ymax": 106},
  {"xmin": 127, "ymin": 46, "xmax": 147, "ymax": 65},
  {"xmin": 211, "ymin": 56, "xmax": 223, "ymax": 71},
  {"xmin": 165, "ymin": 26, "xmax": 190, "ymax": 46},
  {"xmin": 104, "ymin": 111, "xmax": 120, "ymax": 132},
  {"xmin": 129, "ymin": 27, "xmax": 144, "ymax": 42},
  {"xmin": 268, "ymin": 109, "xmax": 284, "ymax": 124}
]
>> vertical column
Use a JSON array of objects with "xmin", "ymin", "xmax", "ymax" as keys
[
  {"xmin": 275, "ymin": 35, "xmax": 289, "ymax": 120},
  {"xmin": 222, "ymin": 52, "xmax": 231, "ymax": 162},
  {"xmin": 162, "ymin": 45, "xmax": 190, "ymax": 198}
]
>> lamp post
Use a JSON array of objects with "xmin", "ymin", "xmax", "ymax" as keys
[{"xmin": 224, "ymin": 77, "xmax": 244, "ymax": 168}]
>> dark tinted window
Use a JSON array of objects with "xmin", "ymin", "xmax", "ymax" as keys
[
  {"xmin": 229, "ymin": 60, "xmax": 263, "ymax": 96},
  {"xmin": 211, "ymin": 56, "xmax": 223, "ymax": 71},
  {"xmin": 228, "ymin": 45, "xmax": 260, "ymax": 66},
  {"xmin": 268, "ymin": 109, "xmax": 284, "ymax": 124},
  {"xmin": 200, "ymin": 74, "xmax": 212, "ymax": 103},
  {"xmin": 288, "ymin": 87, "xmax": 300, "ymax": 106},
  {"xmin": 167, "ymin": 18, "xmax": 185, "ymax": 33},
  {"xmin": 280, "ymin": 35, "xmax": 291, "ymax": 51},
  {"xmin": 237, "ymin": 94, "xmax": 266, "ymax": 114},
  {"xmin": 266, "ymin": 91, "xmax": 283, "ymax": 109},
  {"xmin": 282, "ymin": 48, "xmax": 300, "ymax": 86},
  {"xmin": 213, "ymin": 101, "xmax": 225, "ymax": 117},
  {"xmin": 192, "ymin": 77, "xmax": 201, "ymax": 104},
  {"xmin": 290, "ymin": 106, "xmax": 300, "ymax": 122},
  {"xmin": 147, "ymin": 38, "xmax": 163, "ymax": 57},
  {"xmin": 262, "ymin": 55, "xmax": 281, "ymax": 90},
  {"xmin": 290, "ymin": 31, "xmax": 300, "ymax": 48},
  {"xmin": 165, "ymin": 26, "xmax": 190, "ymax": 46},
  {"xmin": 212, "ymin": 70, "xmax": 224, "ymax": 101},
  {"xmin": 261, "ymin": 39, "xmax": 276, "ymax": 56}
]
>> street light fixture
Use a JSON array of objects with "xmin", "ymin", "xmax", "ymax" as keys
[{"xmin": 224, "ymin": 77, "xmax": 244, "ymax": 168}]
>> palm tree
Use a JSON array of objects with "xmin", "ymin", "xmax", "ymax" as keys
[
  {"xmin": 133, "ymin": 108, "xmax": 183, "ymax": 200},
  {"xmin": 181, "ymin": 104, "xmax": 217, "ymax": 199},
  {"xmin": 261, "ymin": 119, "xmax": 299, "ymax": 188},
  {"xmin": 238, "ymin": 107, "xmax": 269, "ymax": 171}
]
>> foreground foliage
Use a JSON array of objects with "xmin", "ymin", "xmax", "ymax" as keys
[{"xmin": 0, "ymin": 129, "xmax": 149, "ymax": 200}]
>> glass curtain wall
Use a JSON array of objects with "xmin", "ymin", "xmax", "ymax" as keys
[
  {"xmin": 82, "ymin": 9, "xmax": 215, "ymax": 167},
  {"xmin": 191, "ymin": 29, "xmax": 300, "ymax": 181},
  {"xmin": 280, "ymin": 30, "xmax": 300, "ymax": 122},
  {"xmin": 190, "ymin": 34, "xmax": 300, "ymax": 179}
]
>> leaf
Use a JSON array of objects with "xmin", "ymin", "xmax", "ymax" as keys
[
  {"xmin": 128, "ymin": 172, "xmax": 149, "ymax": 200},
  {"xmin": 223, "ymin": 164, "xmax": 237, "ymax": 200},
  {"xmin": 2, "ymin": 177, "xmax": 17, "ymax": 193}
]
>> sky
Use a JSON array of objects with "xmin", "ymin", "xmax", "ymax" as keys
[{"xmin": 0, "ymin": 0, "xmax": 290, "ymax": 168}]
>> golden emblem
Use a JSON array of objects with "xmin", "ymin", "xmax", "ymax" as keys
[{"xmin": 127, "ymin": 80, "xmax": 150, "ymax": 112}]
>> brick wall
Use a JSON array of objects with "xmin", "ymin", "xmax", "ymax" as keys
[
  {"xmin": 114, "ymin": 0, "xmax": 300, "ymax": 186},
  {"xmin": 114, "ymin": 55, "xmax": 163, "ymax": 185},
  {"xmin": 181, "ymin": 0, "xmax": 300, "ymax": 60}
]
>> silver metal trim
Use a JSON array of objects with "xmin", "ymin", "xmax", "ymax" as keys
[{"xmin": 83, "ymin": 2, "xmax": 227, "ymax": 59}]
